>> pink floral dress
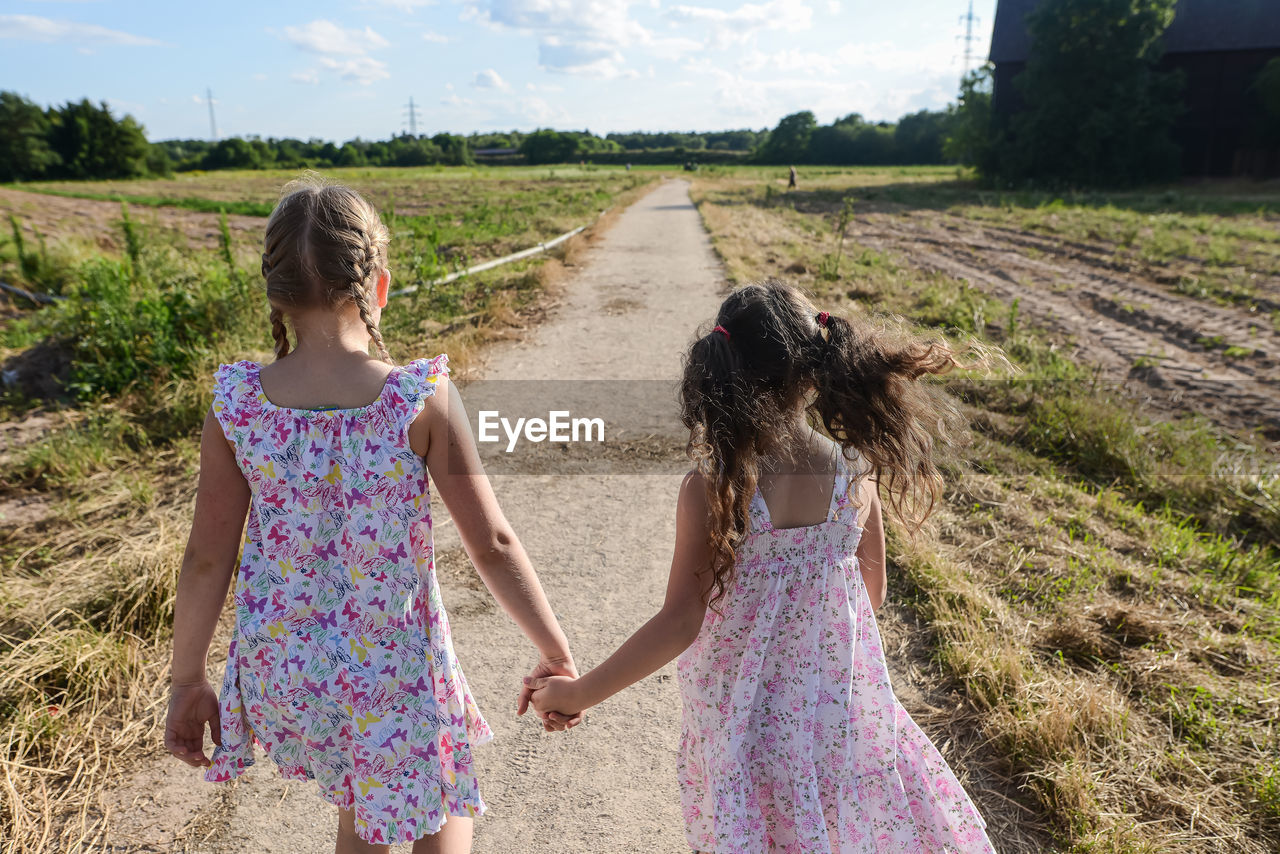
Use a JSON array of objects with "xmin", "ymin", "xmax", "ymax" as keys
[
  {"xmin": 203, "ymin": 355, "xmax": 492, "ymax": 846},
  {"xmin": 676, "ymin": 453, "xmax": 994, "ymax": 853}
]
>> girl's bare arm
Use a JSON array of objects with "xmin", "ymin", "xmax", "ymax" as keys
[
  {"xmin": 524, "ymin": 471, "xmax": 711, "ymax": 715},
  {"xmin": 415, "ymin": 380, "xmax": 576, "ymax": 700},
  {"xmin": 854, "ymin": 477, "xmax": 887, "ymax": 610},
  {"xmin": 166, "ymin": 410, "xmax": 249, "ymax": 767},
  {"xmin": 171, "ymin": 411, "xmax": 250, "ymax": 686}
]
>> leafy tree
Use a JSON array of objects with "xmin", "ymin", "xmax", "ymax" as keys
[
  {"xmin": 1252, "ymin": 58, "xmax": 1280, "ymax": 146},
  {"xmin": 0, "ymin": 92, "xmax": 59, "ymax": 181},
  {"xmin": 757, "ymin": 111, "xmax": 817, "ymax": 164},
  {"xmin": 998, "ymin": 0, "xmax": 1182, "ymax": 186},
  {"xmin": 894, "ymin": 109, "xmax": 954, "ymax": 164},
  {"xmin": 46, "ymin": 99, "xmax": 150, "ymax": 179},
  {"xmin": 202, "ymin": 137, "xmax": 263, "ymax": 170},
  {"xmin": 519, "ymin": 130, "xmax": 581, "ymax": 164},
  {"xmin": 943, "ymin": 66, "xmax": 995, "ymax": 169}
]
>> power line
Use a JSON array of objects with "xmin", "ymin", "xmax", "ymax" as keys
[
  {"xmin": 206, "ymin": 87, "xmax": 218, "ymax": 142},
  {"xmin": 958, "ymin": 0, "xmax": 980, "ymax": 77},
  {"xmin": 404, "ymin": 96, "xmax": 418, "ymax": 137}
]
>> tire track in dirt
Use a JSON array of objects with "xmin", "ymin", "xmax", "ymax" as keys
[
  {"xmin": 965, "ymin": 220, "xmax": 1280, "ymax": 314},
  {"xmin": 852, "ymin": 211, "xmax": 1280, "ymax": 439}
]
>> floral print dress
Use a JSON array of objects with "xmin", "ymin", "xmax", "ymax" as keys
[
  {"xmin": 676, "ymin": 453, "xmax": 994, "ymax": 853},
  {"xmin": 204, "ymin": 354, "xmax": 492, "ymax": 846}
]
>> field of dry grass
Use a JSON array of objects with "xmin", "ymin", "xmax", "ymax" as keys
[
  {"xmin": 691, "ymin": 167, "xmax": 1280, "ymax": 853},
  {"xmin": 0, "ymin": 166, "xmax": 656, "ymax": 853},
  {"xmin": 2, "ymin": 164, "xmax": 1276, "ymax": 852}
]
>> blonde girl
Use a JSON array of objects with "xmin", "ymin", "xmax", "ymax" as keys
[{"xmin": 165, "ymin": 180, "xmax": 578, "ymax": 854}]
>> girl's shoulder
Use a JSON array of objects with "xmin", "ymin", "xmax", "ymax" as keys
[
  {"xmin": 395, "ymin": 353, "xmax": 449, "ymax": 386},
  {"xmin": 211, "ymin": 360, "xmax": 264, "ymax": 414},
  {"xmin": 390, "ymin": 353, "xmax": 449, "ymax": 409}
]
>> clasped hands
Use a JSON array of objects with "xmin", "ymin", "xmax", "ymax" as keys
[{"xmin": 516, "ymin": 656, "xmax": 585, "ymax": 733}]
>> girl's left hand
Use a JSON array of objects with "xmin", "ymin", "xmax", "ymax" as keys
[
  {"xmin": 524, "ymin": 675, "xmax": 583, "ymax": 724},
  {"xmin": 165, "ymin": 681, "xmax": 222, "ymax": 767},
  {"xmin": 517, "ymin": 656, "xmax": 583, "ymax": 732}
]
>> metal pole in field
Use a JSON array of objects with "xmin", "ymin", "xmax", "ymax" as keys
[
  {"xmin": 405, "ymin": 96, "xmax": 419, "ymax": 137},
  {"xmin": 207, "ymin": 87, "xmax": 218, "ymax": 141},
  {"xmin": 959, "ymin": 0, "xmax": 979, "ymax": 77}
]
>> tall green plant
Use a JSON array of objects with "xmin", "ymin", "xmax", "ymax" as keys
[
  {"xmin": 9, "ymin": 214, "xmax": 35, "ymax": 281},
  {"xmin": 944, "ymin": 66, "xmax": 995, "ymax": 170},
  {"xmin": 997, "ymin": 0, "xmax": 1182, "ymax": 186},
  {"xmin": 119, "ymin": 201, "xmax": 141, "ymax": 273},
  {"xmin": 217, "ymin": 209, "xmax": 235, "ymax": 273}
]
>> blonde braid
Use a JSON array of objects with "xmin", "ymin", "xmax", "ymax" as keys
[
  {"xmin": 269, "ymin": 306, "xmax": 291, "ymax": 359},
  {"xmin": 351, "ymin": 227, "xmax": 393, "ymax": 364}
]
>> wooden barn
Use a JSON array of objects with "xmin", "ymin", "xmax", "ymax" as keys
[{"xmin": 989, "ymin": 0, "xmax": 1280, "ymax": 177}]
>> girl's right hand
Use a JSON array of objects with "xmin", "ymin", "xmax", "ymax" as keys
[
  {"xmin": 517, "ymin": 656, "xmax": 583, "ymax": 732},
  {"xmin": 165, "ymin": 680, "xmax": 222, "ymax": 767}
]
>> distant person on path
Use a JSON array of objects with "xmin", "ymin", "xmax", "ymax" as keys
[
  {"xmin": 165, "ymin": 179, "xmax": 579, "ymax": 853},
  {"xmin": 527, "ymin": 281, "xmax": 995, "ymax": 852},
  {"xmin": 788, "ymin": 164, "xmax": 798, "ymax": 188}
]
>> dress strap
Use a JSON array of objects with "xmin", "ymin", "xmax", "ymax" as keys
[
  {"xmin": 747, "ymin": 487, "xmax": 773, "ymax": 532},
  {"xmin": 828, "ymin": 451, "xmax": 857, "ymax": 524}
]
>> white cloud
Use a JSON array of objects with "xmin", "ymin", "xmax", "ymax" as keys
[
  {"xmin": 363, "ymin": 0, "xmax": 435, "ymax": 10},
  {"xmin": 520, "ymin": 95, "xmax": 569, "ymax": 125},
  {"xmin": 292, "ymin": 69, "xmax": 321, "ymax": 84},
  {"xmin": 282, "ymin": 20, "xmax": 388, "ymax": 56},
  {"xmin": 738, "ymin": 48, "xmax": 837, "ymax": 76},
  {"xmin": 538, "ymin": 38, "xmax": 631, "ymax": 78},
  {"xmin": 0, "ymin": 13, "xmax": 163, "ymax": 45},
  {"xmin": 421, "ymin": 29, "xmax": 449, "ymax": 43},
  {"xmin": 826, "ymin": 0, "xmax": 840, "ymax": 12},
  {"xmin": 464, "ymin": 0, "xmax": 647, "ymax": 75},
  {"xmin": 836, "ymin": 40, "xmax": 955, "ymax": 75},
  {"xmin": 682, "ymin": 57, "xmax": 871, "ymax": 124},
  {"xmin": 441, "ymin": 94, "xmax": 473, "ymax": 106},
  {"xmin": 666, "ymin": 0, "xmax": 812, "ymax": 47},
  {"xmin": 319, "ymin": 56, "xmax": 390, "ymax": 85},
  {"xmin": 641, "ymin": 35, "xmax": 702, "ymax": 61},
  {"xmin": 252, "ymin": 72, "xmax": 268, "ymax": 81},
  {"xmin": 473, "ymin": 68, "xmax": 509, "ymax": 90}
]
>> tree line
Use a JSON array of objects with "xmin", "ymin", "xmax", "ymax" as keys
[{"xmin": 0, "ymin": 89, "xmax": 965, "ymax": 182}]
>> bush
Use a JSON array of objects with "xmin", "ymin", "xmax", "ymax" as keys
[{"xmin": 44, "ymin": 249, "xmax": 257, "ymax": 399}]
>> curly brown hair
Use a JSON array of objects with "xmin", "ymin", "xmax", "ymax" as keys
[{"xmin": 680, "ymin": 279, "xmax": 964, "ymax": 606}]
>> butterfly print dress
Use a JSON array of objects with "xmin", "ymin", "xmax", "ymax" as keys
[
  {"xmin": 204, "ymin": 354, "xmax": 492, "ymax": 845},
  {"xmin": 676, "ymin": 452, "xmax": 994, "ymax": 853}
]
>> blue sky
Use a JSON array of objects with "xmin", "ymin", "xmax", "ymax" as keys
[{"xmin": 0, "ymin": 0, "xmax": 996, "ymax": 142}]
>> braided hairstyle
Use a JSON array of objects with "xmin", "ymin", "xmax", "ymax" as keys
[
  {"xmin": 680, "ymin": 279, "xmax": 964, "ymax": 607},
  {"xmin": 260, "ymin": 177, "xmax": 392, "ymax": 362}
]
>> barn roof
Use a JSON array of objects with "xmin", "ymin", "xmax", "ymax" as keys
[{"xmin": 990, "ymin": 0, "xmax": 1280, "ymax": 63}]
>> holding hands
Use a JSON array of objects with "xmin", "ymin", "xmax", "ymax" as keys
[
  {"xmin": 522, "ymin": 673, "xmax": 583, "ymax": 727},
  {"xmin": 517, "ymin": 655, "xmax": 584, "ymax": 732}
]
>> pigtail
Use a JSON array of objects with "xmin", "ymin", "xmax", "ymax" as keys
[
  {"xmin": 681, "ymin": 329, "xmax": 764, "ymax": 607},
  {"xmin": 810, "ymin": 313, "xmax": 961, "ymax": 532},
  {"xmin": 269, "ymin": 306, "xmax": 291, "ymax": 360},
  {"xmin": 350, "ymin": 228, "xmax": 394, "ymax": 364}
]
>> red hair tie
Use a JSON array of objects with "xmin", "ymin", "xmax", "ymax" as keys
[
  {"xmin": 817, "ymin": 311, "xmax": 830, "ymax": 328},
  {"xmin": 713, "ymin": 325, "xmax": 730, "ymax": 341}
]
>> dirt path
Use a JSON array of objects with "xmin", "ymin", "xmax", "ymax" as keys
[
  {"xmin": 104, "ymin": 179, "xmax": 722, "ymax": 853},
  {"xmin": 852, "ymin": 210, "xmax": 1280, "ymax": 439}
]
